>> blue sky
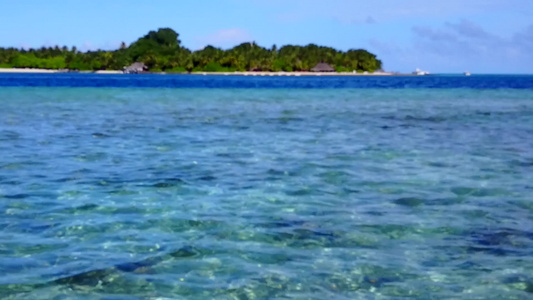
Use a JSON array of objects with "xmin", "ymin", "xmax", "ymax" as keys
[{"xmin": 2, "ymin": 0, "xmax": 532, "ymax": 73}]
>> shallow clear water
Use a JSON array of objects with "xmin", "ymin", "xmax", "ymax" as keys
[{"xmin": 1, "ymin": 81, "xmax": 533, "ymax": 299}]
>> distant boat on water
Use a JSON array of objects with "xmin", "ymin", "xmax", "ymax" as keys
[
  {"xmin": 464, "ymin": 72, "xmax": 471, "ymax": 76},
  {"xmin": 413, "ymin": 68, "xmax": 430, "ymax": 76}
]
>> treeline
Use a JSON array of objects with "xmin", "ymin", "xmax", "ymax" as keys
[{"xmin": 0, "ymin": 28, "xmax": 383, "ymax": 72}]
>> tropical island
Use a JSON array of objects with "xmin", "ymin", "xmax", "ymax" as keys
[{"xmin": 0, "ymin": 28, "xmax": 386, "ymax": 74}]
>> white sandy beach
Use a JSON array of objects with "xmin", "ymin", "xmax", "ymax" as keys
[
  {"xmin": 0, "ymin": 68, "xmax": 62, "ymax": 73},
  {"xmin": 94, "ymin": 70, "xmax": 124, "ymax": 74},
  {"xmin": 191, "ymin": 71, "xmax": 395, "ymax": 76}
]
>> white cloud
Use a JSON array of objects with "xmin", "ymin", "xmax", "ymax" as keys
[
  {"xmin": 75, "ymin": 40, "xmax": 123, "ymax": 52},
  {"xmin": 101, "ymin": 41, "xmax": 123, "ymax": 51},
  {"xmin": 373, "ymin": 20, "xmax": 533, "ymax": 73},
  {"xmin": 255, "ymin": 0, "xmax": 532, "ymax": 24},
  {"xmin": 365, "ymin": 16, "xmax": 377, "ymax": 24},
  {"xmin": 194, "ymin": 28, "xmax": 253, "ymax": 50},
  {"xmin": 80, "ymin": 41, "xmax": 97, "ymax": 52},
  {"xmin": 412, "ymin": 26, "xmax": 457, "ymax": 42},
  {"xmin": 513, "ymin": 24, "xmax": 533, "ymax": 50},
  {"xmin": 445, "ymin": 20, "xmax": 492, "ymax": 39},
  {"xmin": 18, "ymin": 43, "xmax": 31, "ymax": 50}
]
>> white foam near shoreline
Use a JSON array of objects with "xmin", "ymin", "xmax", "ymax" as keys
[{"xmin": 0, "ymin": 68, "xmax": 396, "ymax": 76}]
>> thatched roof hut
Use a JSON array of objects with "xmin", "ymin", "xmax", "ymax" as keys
[
  {"xmin": 123, "ymin": 62, "xmax": 148, "ymax": 74},
  {"xmin": 310, "ymin": 63, "xmax": 335, "ymax": 72}
]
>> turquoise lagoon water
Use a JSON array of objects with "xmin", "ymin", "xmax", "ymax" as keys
[{"xmin": 1, "ymin": 78, "xmax": 533, "ymax": 299}]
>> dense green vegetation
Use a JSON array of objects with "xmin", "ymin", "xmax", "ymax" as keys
[{"xmin": 0, "ymin": 28, "xmax": 383, "ymax": 72}]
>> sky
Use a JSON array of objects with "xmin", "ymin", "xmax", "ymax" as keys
[{"xmin": 1, "ymin": 0, "xmax": 532, "ymax": 73}]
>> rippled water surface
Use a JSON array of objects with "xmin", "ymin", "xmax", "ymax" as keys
[{"xmin": 1, "ymin": 78, "xmax": 533, "ymax": 299}]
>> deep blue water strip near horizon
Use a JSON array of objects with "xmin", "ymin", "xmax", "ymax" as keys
[{"xmin": 0, "ymin": 73, "xmax": 533, "ymax": 89}]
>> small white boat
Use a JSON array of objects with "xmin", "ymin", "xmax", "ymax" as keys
[
  {"xmin": 413, "ymin": 68, "xmax": 430, "ymax": 76},
  {"xmin": 464, "ymin": 72, "xmax": 471, "ymax": 76}
]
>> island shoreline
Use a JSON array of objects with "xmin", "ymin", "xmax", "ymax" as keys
[{"xmin": 0, "ymin": 68, "xmax": 413, "ymax": 76}]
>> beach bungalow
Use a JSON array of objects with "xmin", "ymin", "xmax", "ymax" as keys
[
  {"xmin": 123, "ymin": 62, "xmax": 148, "ymax": 74},
  {"xmin": 310, "ymin": 63, "xmax": 335, "ymax": 72}
]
